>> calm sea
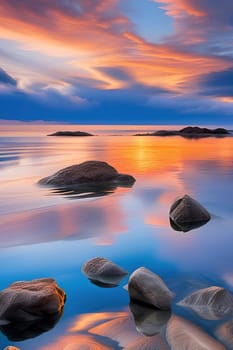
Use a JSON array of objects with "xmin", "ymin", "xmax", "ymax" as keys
[{"xmin": 0, "ymin": 124, "xmax": 233, "ymax": 349}]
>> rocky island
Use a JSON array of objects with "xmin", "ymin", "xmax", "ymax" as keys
[
  {"xmin": 134, "ymin": 126, "xmax": 230, "ymax": 138},
  {"xmin": 48, "ymin": 131, "xmax": 94, "ymax": 136}
]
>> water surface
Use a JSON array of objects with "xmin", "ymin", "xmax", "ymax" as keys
[{"xmin": 0, "ymin": 125, "xmax": 233, "ymax": 349}]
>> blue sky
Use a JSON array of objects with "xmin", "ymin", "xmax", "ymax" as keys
[{"xmin": 0, "ymin": 0, "xmax": 233, "ymax": 124}]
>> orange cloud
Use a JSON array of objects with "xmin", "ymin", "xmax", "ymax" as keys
[
  {"xmin": 154, "ymin": 0, "xmax": 205, "ymax": 17},
  {"xmin": 0, "ymin": 0, "xmax": 231, "ymax": 94}
]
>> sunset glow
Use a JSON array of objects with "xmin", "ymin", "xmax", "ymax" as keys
[{"xmin": 0, "ymin": 0, "xmax": 232, "ymax": 123}]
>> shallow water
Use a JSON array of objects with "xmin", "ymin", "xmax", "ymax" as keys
[{"xmin": 0, "ymin": 124, "xmax": 233, "ymax": 349}]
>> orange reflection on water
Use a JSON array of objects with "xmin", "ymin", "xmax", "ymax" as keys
[
  {"xmin": 69, "ymin": 312, "xmax": 127, "ymax": 332},
  {"xmin": 0, "ymin": 195, "xmax": 127, "ymax": 248},
  {"xmin": 39, "ymin": 334, "xmax": 114, "ymax": 350}
]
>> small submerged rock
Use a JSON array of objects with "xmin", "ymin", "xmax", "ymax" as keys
[
  {"xmin": 38, "ymin": 160, "xmax": 135, "ymax": 187},
  {"xmin": 166, "ymin": 315, "xmax": 226, "ymax": 350},
  {"xmin": 82, "ymin": 257, "xmax": 128, "ymax": 287},
  {"xmin": 178, "ymin": 286, "xmax": 233, "ymax": 320},
  {"xmin": 48, "ymin": 131, "xmax": 94, "ymax": 136},
  {"xmin": 216, "ymin": 320, "xmax": 233, "ymax": 349},
  {"xmin": 128, "ymin": 267, "xmax": 173, "ymax": 310},
  {"xmin": 129, "ymin": 300, "xmax": 171, "ymax": 336},
  {"xmin": 169, "ymin": 194, "xmax": 211, "ymax": 232},
  {"xmin": 0, "ymin": 278, "xmax": 65, "ymax": 324}
]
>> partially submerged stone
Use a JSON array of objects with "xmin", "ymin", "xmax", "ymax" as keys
[
  {"xmin": 128, "ymin": 267, "xmax": 173, "ymax": 310},
  {"xmin": 0, "ymin": 278, "xmax": 65, "ymax": 323},
  {"xmin": 169, "ymin": 194, "xmax": 211, "ymax": 232},
  {"xmin": 129, "ymin": 300, "xmax": 171, "ymax": 336},
  {"xmin": 82, "ymin": 257, "xmax": 128, "ymax": 287},
  {"xmin": 216, "ymin": 320, "xmax": 233, "ymax": 349},
  {"xmin": 178, "ymin": 286, "xmax": 233, "ymax": 320},
  {"xmin": 4, "ymin": 347, "xmax": 20, "ymax": 350},
  {"xmin": 38, "ymin": 161, "xmax": 135, "ymax": 187},
  {"xmin": 166, "ymin": 315, "xmax": 226, "ymax": 350}
]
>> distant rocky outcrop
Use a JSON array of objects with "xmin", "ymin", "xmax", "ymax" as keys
[
  {"xmin": 169, "ymin": 194, "xmax": 211, "ymax": 232},
  {"xmin": 82, "ymin": 257, "xmax": 128, "ymax": 287},
  {"xmin": 38, "ymin": 161, "xmax": 136, "ymax": 197},
  {"xmin": 48, "ymin": 131, "xmax": 93, "ymax": 136},
  {"xmin": 178, "ymin": 286, "xmax": 233, "ymax": 320},
  {"xmin": 128, "ymin": 267, "xmax": 173, "ymax": 310},
  {"xmin": 0, "ymin": 278, "xmax": 65, "ymax": 324},
  {"xmin": 135, "ymin": 126, "xmax": 230, "ymax": 138}
]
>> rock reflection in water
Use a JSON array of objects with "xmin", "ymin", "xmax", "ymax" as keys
[
  {"xmin": 50, "ymin": 183, "xmax": 119, "ymax": 200},
  {"xmin": 166, "ymin": 315, "xmax": 226, "ymax": 350},
  {"xmin": 169, "ymin": 218, "xmax": 210, "ymax": 233},
  {"xmin": 87, "ymin": 277, "xmax": 125, "ymax": 288},
  {"xmin": 129, "ymin": 300, "xmax": 171, "ymax": 336},
  {"xmin": 0, "ymin": 311, "xmax": 63, "ymax": 341}
]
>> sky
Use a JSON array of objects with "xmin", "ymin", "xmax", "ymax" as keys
[{"xmin": 0, "ymin": 0, "xmax": 233, "ymax": 124}]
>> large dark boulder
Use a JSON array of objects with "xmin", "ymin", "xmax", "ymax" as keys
[
  {"xmin": 0, "ymin": 278, "xmax": 65, "ymax": 323},
  {"xmin": 38, "ymin": 161, "xmax": 135, "ymax": 187},
  {"xmin": 48, "ymin": 131, "xmax": 93, "ymax": 136},
  {"xmin": 169, "ymin": 194, "xmax": 211, "ymax": 232},
  {"xmin": 128, "ymin": 267, "xmax": 173, "ymax": 310},
  {"xmin": 82, "ymin": 257, "xmax": 128, "ymax": 287},
  {"xmin": 178, "ymin": 286, "xmax": 233, "ymax": 320}
]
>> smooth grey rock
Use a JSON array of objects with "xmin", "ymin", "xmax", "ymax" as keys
[
  {"xmin": 169, "ymin": 194, "xmax": 211, "ymax": 232},
  {"xmin": 0, "ymin": 278, "xmax": 65, "ymax": 323},
  {"xmin": 38, "ymin": 160, "xmax": 135, "ymax": 187},
  {"xmin": 166, "ymin": 315, "xmax": 226, "ymax": 350},
  {"xmin": 128, "ymin": 267, "xmax": 173, "ymax": 310},
  {"xmin": 82, "ymin": 257, "xmax": 128, "ymax": 286},
  {"xmin": 129, "ymin": 300, "xmax": 171, "ymax": 336},
  {"xmin": 178, "ymin": 286, "xmax": 233, "ymax": 320}
]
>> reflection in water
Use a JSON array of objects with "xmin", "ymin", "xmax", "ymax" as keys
[
  {"xmin": 0, "ymin": 127, "xmax": 233, "ymax": 349},
  {"xmin": 166, "ymin": 315, "xmax": 226, "ymax": 350},
  {"xmin": 49, "ymin": 182, "xmax": 133, "ymax": 200},
  {"xmin": 0, "ymin": 311, "xmax": 63, "ymax": 341},
  {"xmin": 87, "ymin": 277, "xmax": 125, "ymax": 288},
  {"xmin": 0, "ymin": 196, "xmax": 127, "ymax": 248},
  {"xmin": 129, "ymin": 300, "xmax": 171, "ymax": 336},
  {"xmin": 169, "ymin": 217, "xmax": 210, "ymax": 233}
]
